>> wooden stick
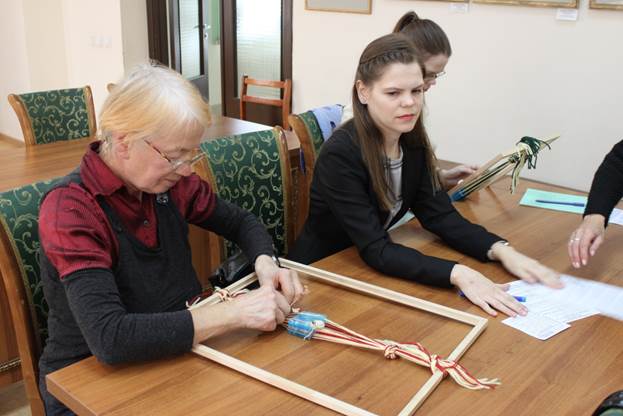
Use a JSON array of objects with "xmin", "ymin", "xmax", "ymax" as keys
[
  {"xmin": 187, "ymin": 272, "xmax": 258, "ymax": 311},
  {"xmin": 193, "ymin": 344, "xmax": 377, "ymax": 416},
  {"xmin": 461, "ymin": 164, "xmax": 514, "ymax": 198},
  {"xmin": 448, "ymin": 134, "xmax": 561, "ymax": 197},
  {"xmin": 280, "ymin": 259, "xmax": 487, "ymax": 326},
  {"xmin": 398, "ymin": 320, "xmax": 487, "ymax": 415},
  {"xmin": 448, "ymin": 153, "xmax": 504, "ymax": 196},
  {"xmin": 458, "ymin": 161, "xmax": 510, "ymax": 197}
]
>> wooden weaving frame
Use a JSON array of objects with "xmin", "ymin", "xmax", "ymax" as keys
[{"xmin": 190, "ymin": 259, "xmax": 489, "ymax": 416}]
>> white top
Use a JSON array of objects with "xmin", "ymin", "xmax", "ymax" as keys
[{"xmin": 383, "ymin": 147, "xmax": 404, "ymax": 229}]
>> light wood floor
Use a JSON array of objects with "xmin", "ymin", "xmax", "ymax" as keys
[{"xmin": 0, "ymin": 382, "xmax": 30, "ymax": 416}]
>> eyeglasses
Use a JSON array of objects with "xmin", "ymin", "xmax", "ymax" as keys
[
  {"xmin": 424, "ymin": 70, "xmax": 446, "ymax": 81},
  {"xmin": 143, "ymin": 140, "xmax": 204, "ymax": 170}
]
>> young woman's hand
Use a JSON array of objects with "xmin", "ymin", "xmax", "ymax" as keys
[
  {"xmin": 568, "ymin": 214, "xmax": 606, "ymax": 268},
  {"xmin": 450, "ymin": 264, "xmax": 527, "ymax": 317},
  {"xmin": 254, "ymin": 255, "xmax": 305, "ymax": 305},
  {"xmin": 489, "ymin": 243, "xmax": 562, "ymax": 288},
  {"xmin": 439, "ymin": 164, "xmax": 478, "ymax": 189}
]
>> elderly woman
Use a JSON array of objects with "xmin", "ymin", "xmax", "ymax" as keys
[{"xmin": 38, "ymin": 64, "xmax": 304, "ymax": 415}]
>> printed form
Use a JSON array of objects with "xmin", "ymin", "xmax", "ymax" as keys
[{"xmin": 502, "ymin": 275, "xmax": 623, "ymax": 340}]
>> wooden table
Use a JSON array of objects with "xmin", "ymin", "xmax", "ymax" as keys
[
  {"xmin": 0, "ymin": 117, "xmax": 275, "ymax": 192},
  {"xmin": 45, "ymin": 177, "xmax": 623, "ymax": 415},
  {"xmin": 0, "ymin": 116, "xmax": 274, "ymax": 389}
]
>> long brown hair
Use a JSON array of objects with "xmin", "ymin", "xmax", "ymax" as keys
[
  {"xmin": 393, "ymin": 11, "xmax": 452, "ymax": 60},
  {"xmin": 352, "ymin": 33, "xmax": 440, "ymax": 211}
]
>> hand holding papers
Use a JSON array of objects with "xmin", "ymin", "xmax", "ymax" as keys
[{"xmin": 502, "ymin": 275, "xmax": 623, "ymax": 340}]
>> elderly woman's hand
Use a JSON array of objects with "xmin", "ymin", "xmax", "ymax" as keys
[
  {"xmin": 568, "ymin": 214, "xmax": 606, "ymax": 268},
  {"xmin": 254, "ymin": 255, "xmax": 305, "ymax": 305},
  {"xmin": 230, "ymin": 286, "xmax": 291, "ymax": 331}
]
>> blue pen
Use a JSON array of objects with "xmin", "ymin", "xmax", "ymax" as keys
[
  {"xmin": 535, "ymin": 199, "xmax": 585, "ymax": 207},
  {"xmin": 458, "ymin": 291, "xmax": 526, "ymax": 302}
]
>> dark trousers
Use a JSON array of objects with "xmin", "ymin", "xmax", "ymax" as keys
[{"xmin": 39, "ymin": 373, "xmax": 76, "ymax": 416}]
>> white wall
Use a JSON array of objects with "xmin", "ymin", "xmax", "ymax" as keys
[
  {"xmin": 120, "ymin": 0, "xmax": 151, "ymax": 75},
  {"xmin": 61, "ymin": 0, "xmax": 125, "ymax": 113},
  {"xmin": 0, "ymin": 0, "xmax": 139, "ymax": 141},
  {"xmin": 293, "ymin": 0, "xmax": 623, "ymax": 191},
  {"xmin": 22, "ymin": 0, "xmax": 68, "ymax": 90},
  {"xmin": 0, "ymin": 0, "xmax": 31, "ymax": 140}
]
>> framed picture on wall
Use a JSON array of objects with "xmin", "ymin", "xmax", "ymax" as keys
[
  {"xmin": 305, "ymin": 0, "xmax": 372, "ymax": 14},
  {"xmin": 474, "ymin": 0, "xmax": 577, "ymax": 7},
  {"xmin": 413, "ymin": 0, "xmax": 469, "ymax": 3},
  {"xmin": 589, "ymin": 0, "xmax": 623, "ymax": 10}
]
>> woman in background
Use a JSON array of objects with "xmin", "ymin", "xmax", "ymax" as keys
[
  {"xmin": 290, "ymin": 33, "xmax": 561, "ymax": 318},
  {"xmin": 568, "ymin": 140, "xmax": 623, "ymax": 267},
  {"xmin": 341, "ymin": 11, "xmax": 477, "ymax": 189}
]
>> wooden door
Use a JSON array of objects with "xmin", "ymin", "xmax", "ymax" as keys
[
  {"xmin": 168, "ymin": 0, "xmax": 213, "ymax": 100},
  {"xmin": 221, "ymin": 0, "xmax": 292, "ymax": 126}
]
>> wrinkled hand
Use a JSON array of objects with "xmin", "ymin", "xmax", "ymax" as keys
[
  {"xmin": 439, "ymin": 164, "xmax": 478, "ymax": 190},
  {"xmin": 231, "ymin": 285, "xmax": 291, "ymax": 331},
  {"xmin": 490, "ymin": 243, "xmax": 562, "ymax": 288},
  {"xmin": 568, "ymin": 214, "xmax": 606, "ymax": 268},
  {"xmin": 254, "ymin": 255, "xmax": 305, "ymax": 305},
  {"xmin": 450, "ymin": 265, "xmax": 527, "ymax": 317}
]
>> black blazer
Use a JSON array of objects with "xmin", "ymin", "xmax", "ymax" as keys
[
  {"xmin": 585, "ymin": 139, "xmax": 623, "ymax": 221},
  {"xmin": 288, "ymin": 121, "xmax": 503, "ymax": 288}
]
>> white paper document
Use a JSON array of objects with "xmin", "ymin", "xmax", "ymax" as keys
[
  {"xmin": 609, "ymin": 208, "xmax": 623, "ymax": 226},
  {"xmin": 550, "ymin": 275, "xmax": 623, "ymax": 321},
  {"xmin": 503, "ymin": 314, "xmax": 570, "ymax": 340},
  {"xmin": 507, "ymin": 279, "xmax": 600, "ymax": 323},
  {"xmin": 501, "ymin": 275, "xmax": 623, "ymax": 340}
]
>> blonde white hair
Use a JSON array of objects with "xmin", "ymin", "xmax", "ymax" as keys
[{"xmin": 98, "ymin": 63, "xmax": 211, "ymax": 151}]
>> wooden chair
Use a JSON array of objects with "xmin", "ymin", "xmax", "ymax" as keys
[
  {"xmin": 197, "ymin": 127, "xmax": 294, "ymax": 263},
  {"xmin": 239, "ymin": 75, "xmax": 292, "ymax": 130},
  {"xmin": 8, "ymin": 86, "xmax": 97, "ymax": 146},
  {"xmin": 288, "ymin": 111, "xmax": 326, "ymax": 238},
  {"xmin": 0, "ymin": 177, "xmax": 64, "ymax": 416}
]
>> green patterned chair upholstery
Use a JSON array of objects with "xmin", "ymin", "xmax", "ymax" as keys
[
  {"xmin": 8, "ymin": 86, "xmax": 97, "ymax": 146},
  {"xmin": 289, "ymin": 111, "xmax": 324, "ymax": 163},
  {"xmin": 199, "ymin": 128, "xmax": 293, "ymax": 260},
  {"xmin": 0, "ymin": 178, "xmax": 62, "ymax": 416},
  {"xmin": 288, "ymin": 111, "xmax": 330, "ymax": 238}
]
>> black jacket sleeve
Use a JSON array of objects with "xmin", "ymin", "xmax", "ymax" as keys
[
  {"xmin": 199, "ymin": 196, "xmax": 274, "ymax": 263},
  {"xmin": 315, "ymin": 139, "xmax": 456, "ymax": 288},
  {"xmin": 411, "ymin": 156, "xmax": 504, "ymax": 262},
  {"xmin": 63, "ymin": 268, "xmax": 195, "ymax": 365},
  {"xmin": 584, "ymin": 140, "xmax": 623, "ymax": 223}
]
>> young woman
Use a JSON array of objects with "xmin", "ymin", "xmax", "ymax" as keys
[
  {"xmin": 38, "ymin": 65, "xmax": 304, "ymax": 415},
  {"xmin": 289, "ymin": 33, "xmax": 561, "ymax": 318},
  {"xmin": 568, "ymin": 140, "xmax": 623, "ymax": 268},
  {"xmin": 341, "ymin": 11, "xmax": 476, "ymax": 189}
]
